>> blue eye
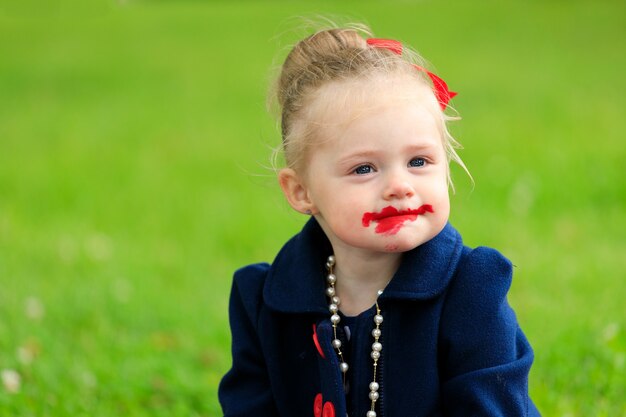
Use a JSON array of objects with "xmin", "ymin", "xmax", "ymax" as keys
[
  {"xmin": 354, "ymin": 165, "xmax": 373, "ymax": 175},
  {"xmin": 409, "ymin": 158, "xmax": 426, "ymax": 168}
]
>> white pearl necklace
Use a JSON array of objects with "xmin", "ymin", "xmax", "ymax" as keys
[{"xmin": 325, "ymin": 255, "xmax": 383, "ymax": 417}]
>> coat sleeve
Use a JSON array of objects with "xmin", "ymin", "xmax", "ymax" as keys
[
  {"xmin": 439, "ymin": 247, "xmax": 541, "ymax": 416},
  {"xmin": 218, "ymin": 263, "xmax": 280, "ymax": 417}
]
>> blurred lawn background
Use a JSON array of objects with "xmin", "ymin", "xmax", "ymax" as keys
[{"xmin": 1, "ymin": 0, "xmax": 624, "ymax": 415}]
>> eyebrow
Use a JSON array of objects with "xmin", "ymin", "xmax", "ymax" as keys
[
  {"xmin": 403, "ymin": 143, "xmax": 440, "ymax": 152},
  {"xmin": 338, "ymin": 143, "xmax": 440, "ymax": 164}
]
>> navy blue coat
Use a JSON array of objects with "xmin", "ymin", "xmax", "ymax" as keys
[{"xmin": 219, "ymin": 219, "xmax": 540, "ymax": 416}]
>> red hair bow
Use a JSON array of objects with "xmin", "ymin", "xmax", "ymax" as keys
[{"xmin": 366, "ymin": 38, "xmax": 457, "ymax": 110}]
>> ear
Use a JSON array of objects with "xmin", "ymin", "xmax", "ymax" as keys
[{"xmin": 278, "ymin": 168, "xmax": 317, "ymax": 215}]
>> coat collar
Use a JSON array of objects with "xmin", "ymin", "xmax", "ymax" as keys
[{"xmin": 263, "ymin": 218, "xmax": 465, "ymax": 314}]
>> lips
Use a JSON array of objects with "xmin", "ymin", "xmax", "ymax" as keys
[
  {"xmin": 362, "ymin": 204, "xmax": 434, "ymax": 226},
  {"xmin": 362, "ymin": 204, "xmax": 434, "ymax": 235}
]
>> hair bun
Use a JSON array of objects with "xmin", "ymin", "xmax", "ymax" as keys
[{"xmin": 277, "ymin": 29, "xmax": 367, "ymax": 108}]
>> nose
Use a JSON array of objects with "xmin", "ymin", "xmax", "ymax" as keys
[{"xmin": 383, "ymin": 173, "xmax": 415, "ymax": 200}]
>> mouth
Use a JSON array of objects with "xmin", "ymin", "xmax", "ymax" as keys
[{"xmin": 362, "ymin": 204, "xmax": 434, "ymax": 235}]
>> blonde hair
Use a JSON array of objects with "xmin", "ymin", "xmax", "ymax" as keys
[{"xmin": 271, "ymin": 23, "xmax": 470, "ymax": 188}]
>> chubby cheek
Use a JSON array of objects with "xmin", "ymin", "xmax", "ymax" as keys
[
  {"xmin": 422, "ymin": 203, "xmax": 450, "ymax": 241},
  {"xmin": 318, "ymin": 202, "xmax": 368, "ymax": 237},
  {"xmin": 427, "ymin": 178, "xmax": 451, "ymax": 224},
  {"xmin": 433, "ymin": 195, "xmax": 450, "ymax": 220}
]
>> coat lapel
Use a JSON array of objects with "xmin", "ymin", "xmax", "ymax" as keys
[
  {"xmin": 263, "ymin": 218, "xmax": 465, "ymax": 314},
  {"xmin": 263, "ymin": 218, "xmax": 332, "ymax": 314},
  {"xmin": 381, "ymin": 222, "xmax": 465, "ymax": 301}
]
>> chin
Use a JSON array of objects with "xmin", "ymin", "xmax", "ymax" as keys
[
  {"xmin": 383, "ymin": 243, "xmax": 403, "ymax": 252},
  {"xmin": 381, "ymin": 236, "xmax": 424, "ymax": 253}
]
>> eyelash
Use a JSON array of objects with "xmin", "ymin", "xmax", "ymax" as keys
[{"xmin": 352, "ymin": 158, "xmax": 428, "ymax": 175}]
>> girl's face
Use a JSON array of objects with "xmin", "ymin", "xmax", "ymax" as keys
[{"xmin": 300, "ymin": 77, "xmax": 450, "ymax": 255}]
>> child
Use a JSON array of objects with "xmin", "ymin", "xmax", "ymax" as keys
[{"xmin": 219, "ymin": 25, "xmax": 540, "ymax": 417}]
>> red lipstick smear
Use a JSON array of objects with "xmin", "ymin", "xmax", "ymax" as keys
[{"xmin": 362, "ymin": 204, "xmax": 434, "ymax": 235}]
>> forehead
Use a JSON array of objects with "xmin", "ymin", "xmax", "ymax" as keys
[{"xmin": 305, "ymin": 73, "xmax": 442, "ymax": 141}]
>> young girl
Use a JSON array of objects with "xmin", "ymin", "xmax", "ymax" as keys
[{"xmin": 219, "ymin": 25, "xmax": 540, "ymax": 417}]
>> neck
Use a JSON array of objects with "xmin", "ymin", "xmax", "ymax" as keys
[{"xmin": 332, "ymin": 246, "xmax": 401, "ymax": 316}]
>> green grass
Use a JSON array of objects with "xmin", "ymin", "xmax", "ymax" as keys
[{"xmin": 1, "ymin": 1, "xmax": 624, "ymax": 415}]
